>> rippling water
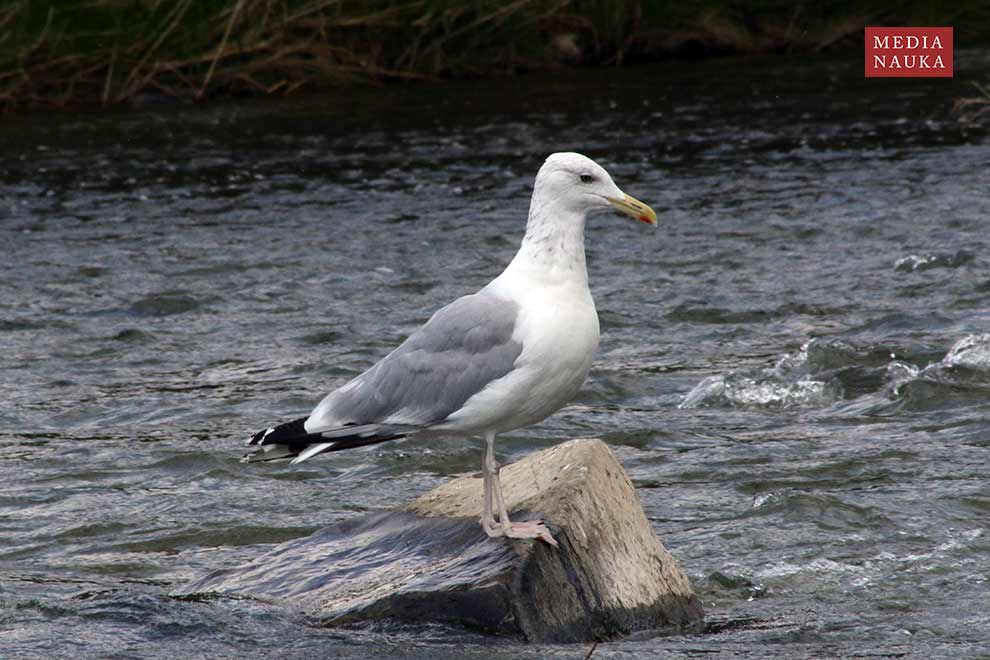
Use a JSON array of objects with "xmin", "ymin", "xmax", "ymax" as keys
[{"xmin": 3, "ymin": 51, "xmax": 990, "ymax": 658}]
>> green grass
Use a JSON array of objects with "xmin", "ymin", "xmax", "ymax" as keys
[{"xmin": 2, "ymin": 0, "xmax": 989, "ymax": 112}]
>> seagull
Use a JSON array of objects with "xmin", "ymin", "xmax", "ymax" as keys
[{"xmin": 243, "ymin": 152, "xmax": 657, "ymax": 546}]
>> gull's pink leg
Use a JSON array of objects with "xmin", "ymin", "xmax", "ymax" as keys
[
  {"xmin": 480, "ymin": 432, "xmax": 558, "ymax": 548},
  {"xmin": 480, "ymin": 433, "xmax": 499, "ymax": 536}
]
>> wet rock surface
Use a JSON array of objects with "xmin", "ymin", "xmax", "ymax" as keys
[{"xmin": 174, "ymin": 439, "xmax": 703, "ymax": 642}]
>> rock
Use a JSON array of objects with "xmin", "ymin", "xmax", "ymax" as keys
[{"xmin": 172, "ymin": 438, "xmax": 703, "ymax": 642}]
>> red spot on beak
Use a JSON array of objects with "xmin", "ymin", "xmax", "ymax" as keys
[{"xmin": 638, "ymin": 215, "xmax": 652, "ymax": 224}]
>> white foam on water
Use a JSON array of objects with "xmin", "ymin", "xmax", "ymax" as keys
[
  {"xmin": 680, "ymin": 339, "xmax": 844, "ymax": 410},
  {"xmin": 941, "ymin": 334, "xmax": 990, "ymax": 370},
  {"xmin": 683, "ymin": 334, "xmax": 990, "ymax": 412}
]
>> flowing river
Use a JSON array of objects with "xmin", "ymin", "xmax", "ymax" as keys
[{"xmin": 2, "ymin": 50, "xmax": 990, "ymax": 658}]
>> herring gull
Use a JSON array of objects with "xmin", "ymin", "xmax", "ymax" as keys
[{"xmin": 243, "ymin": 152, "xmax": 657, "ymax": 546}]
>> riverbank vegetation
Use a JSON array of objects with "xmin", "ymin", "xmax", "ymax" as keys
[
  {"xmin": 955, "ymin": 82, "xmax": 990, "ymax": 123},
  {"xmin": 3, "ymin": 0, "xmax": 989, "ymax": 113}
]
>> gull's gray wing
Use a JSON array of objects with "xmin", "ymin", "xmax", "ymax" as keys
[{"xmin": 306, "ymin": 290, "xmax": 522, "ymax": 432}]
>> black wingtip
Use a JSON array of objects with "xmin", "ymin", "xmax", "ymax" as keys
[
  {"xmin": 247, "ymin": 427, "xmax": 272, "ymax": 445},
  {"xmin": 248, "ymin": 416, "xmax": 309, "ymax": 446},
  {"xmin": 242, "ymin": 418, "xmax": 410, "ymax": 463}
]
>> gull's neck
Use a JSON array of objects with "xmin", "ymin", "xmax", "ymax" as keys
[{"xmin": 503, "ymin": 191, "xmax": 589, "ymax": 287}]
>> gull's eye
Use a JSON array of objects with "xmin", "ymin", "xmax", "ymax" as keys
[{"xmin": 579, "ymin": 174, "xmax": 595, "ymax": 184}]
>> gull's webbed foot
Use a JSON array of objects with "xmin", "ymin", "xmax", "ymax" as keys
[
  {"xmin": 481, "ymin": 518, "xmax": 558, "ymax": 548},
  {"xmin": 503, "ymin": 519, "xmax": 558, "ymax": 547}
]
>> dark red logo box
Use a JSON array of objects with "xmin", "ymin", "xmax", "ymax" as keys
[{"xmin": 865, "ymin": 27, "xmax": 953, "ymax": 78}]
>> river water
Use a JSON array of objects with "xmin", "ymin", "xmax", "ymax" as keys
[{"xmin": 2, "ymin": 51, "xmax": 989, "ymax": 658}]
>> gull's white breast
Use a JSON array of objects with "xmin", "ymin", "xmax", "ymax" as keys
[{"xmin": 439, "ymin": 269, "xmax": 600, "ymax": 434}]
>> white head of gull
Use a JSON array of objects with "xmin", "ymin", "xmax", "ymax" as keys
[{"xmin": 244, "ymin": 152, "xmax": 657, "ymax": 546}]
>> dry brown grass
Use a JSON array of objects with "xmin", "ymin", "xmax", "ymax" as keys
[
  {"xmin": 2, "ymin": 1, "xmax": 989, "ymax": 113},
  {"xmin": 1, "ymin": 0, "xmax": 563, "ymax": 112},
  {"xmin": 954, "ymin": 81, "xmax": 990, "ymax": 124}
]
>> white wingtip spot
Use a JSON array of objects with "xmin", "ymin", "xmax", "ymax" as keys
[{"xmin": 246, "ymin": 427, "xmax": 275, "ymax": 446}]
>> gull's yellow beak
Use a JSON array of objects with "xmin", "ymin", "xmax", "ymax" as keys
[{"xmin": 606, "ymin": 193, "xmax": 658, "ymax": 226}]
